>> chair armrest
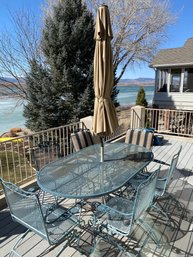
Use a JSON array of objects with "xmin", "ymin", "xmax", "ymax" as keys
[{"xmin": 153, "ymin": 159, "xmax": 170, "ymax": 166}]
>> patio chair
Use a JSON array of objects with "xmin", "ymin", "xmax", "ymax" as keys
[
  {"xmin": 29, "ymin": 140, "xmax": 63, "ymax": 199},
  {"xmin": 124, "ymin": 129, "xmax": 154, "ymax": 176},
  {"xmin": 90, "ymin": 167, "xmax": 160, "ymax": 256},
  {"xmin": 31, "ymin": 139, "xmax": 62, "ymax": 171},
  {"xmin": 154, "ymin": 146, "xmax": 182, "ymax": 198},
  {"xmin": 127, "ymin": 146, "xmax": 182, "ymax": 220},
  {"xmin": 128, "ymin": 146, "xmax": 182, "ymax": 194},
  {"xmin": 125, "ymin": 129, "xmax": 154, "ymax": 150},
  {"xmin": 71, "ymin": 129, "xmax": 94, "ymax": 152},
  {"xmin": 0, "ymin": 178, "xmax": 81, "ymax": 257}
]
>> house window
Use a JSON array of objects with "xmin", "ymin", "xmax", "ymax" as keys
[
  {"xmin": 170, "ymin": 69, "xmax": 181, "ymax": 92},
  {"xmin": 183, "ymin": 68, "xmax": 193, "ymax": 92}
]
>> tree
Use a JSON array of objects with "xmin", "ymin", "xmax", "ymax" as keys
[
  {"xmin": 24, "ymin": 0, "xmax": 95, "ymax": 130},
  {"xmin": 42, "ymin": 0, "xmax": 95, "ymax": 121},
  {"xmin": 0, "ymin": 0, "xmax": 175, "ymax": 127},
  {"xmin": 23, "ymin": 59, "xmax": 74, "ymax": 131},
  {"xmin": 136, "ymin": 87, "xmax": 148, "ymax": 107},
  {"xmin": 84, "ymin": 0, "xmax": 175, "ymax": 84},
  {"xmin": 0, "ymin": 10, "xmax": 42, "ymax": 101}
]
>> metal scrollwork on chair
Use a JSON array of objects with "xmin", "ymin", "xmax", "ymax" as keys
[
  {"xmin": 30, "ymin": 139, "xmax": 62, "ymax": 171},
  {"xmin": 0, "ymin": 178, "xmax": 81, "ymax": 257},
  {"xmin": 90, "ymin": 167, "xmax": 160, "ymax": 256}
]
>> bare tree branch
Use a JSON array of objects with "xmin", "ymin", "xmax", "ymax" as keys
[
  {"xmin": 0, "ymin": 0, "xmax": 176, "ymax": 103},
  {"xmin": 84, "ymin": 0, "xmax": 176, "ymax": 82},
  {"xmin": 0, "ymin": 8, "xmax": 42, "ymax": 101}
]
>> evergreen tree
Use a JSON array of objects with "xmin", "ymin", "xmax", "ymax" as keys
[
  {"xmin": 23, "ymin": 59, "xmax": 73, "ymax": 131},
  {"xmin": 42, "ymin": 0, "xmax": 95, "ymax": 119},
  {"xmin": 24, "ymin": 0, "xmax": 95, "ymax": 131},
  {"xmin": 135, "ymin": 87, "xmax": 148, "ymax": 107}
]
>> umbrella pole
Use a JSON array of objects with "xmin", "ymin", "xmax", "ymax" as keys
[{"xmin": 100, "ymin": 137, "xmax": 104, "ymax": 162}]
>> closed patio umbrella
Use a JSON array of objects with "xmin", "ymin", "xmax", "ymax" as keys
[{"xmin": 93, "ymin": 5, "xmax": 119, "ymax": 162}]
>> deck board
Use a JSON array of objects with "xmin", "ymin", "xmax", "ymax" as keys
[{"xmin": 1, "ymin": 135, "xmax": 193, "ymax": 257}]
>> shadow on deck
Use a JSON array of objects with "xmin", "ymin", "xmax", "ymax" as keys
[{"xmin": 1, "ymin": 135, "xmax": 193, "ymax": 256}]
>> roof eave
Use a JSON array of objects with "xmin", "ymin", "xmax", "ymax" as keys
[{"xmin": 150, "ymin": 62, "xmax": 193, "ymax": 68}]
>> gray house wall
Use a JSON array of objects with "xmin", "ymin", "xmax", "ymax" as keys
[{"xmin": 150, "ymin": 38, "xmax": 193, "ymax": 110}]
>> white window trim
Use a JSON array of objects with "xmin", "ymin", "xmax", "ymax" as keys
[
  {"xmin": 167, "ymin": 69, "xmax": 171, "ymax": 92},
  {"xmin": 180, "ymin": 68, "xmax": 185, "ymax": 93}
]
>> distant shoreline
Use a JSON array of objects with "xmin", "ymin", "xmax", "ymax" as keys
[
  {"xmin": 0, "ymin": 85, "xmax": 154, "ymax": 135},
  {"xmin": 118, "ymin": 83, "xmax": 154, "ymax": 87}
]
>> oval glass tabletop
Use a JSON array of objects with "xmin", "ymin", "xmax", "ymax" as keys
[{"xmin": 37, "ymin": 143, "xmax": 153, "ymax": 199}]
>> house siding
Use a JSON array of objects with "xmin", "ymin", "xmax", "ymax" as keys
[{"xmin": 153, "ymin": 92, "xmax": 193, "ymax": 110}]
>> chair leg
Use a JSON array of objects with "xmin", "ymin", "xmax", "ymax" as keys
[
  {"xmin": 90, "ymin": 226, "xmax": 140, "ymax": 257},
  {"xmin": 138, "ymin": 218, "xmax": 161, "ymax": 248},
  {"xmin": 90, "ymin": 236, "xmax": 104, "ymax": 257},
  {"xmin": 55, "ymin": 230, "xmax": 81, "ymax": 257},
  {"xmin": 104, "ymin": 235, "xmax": 133, "ymax": 257},
  {"xmin": 9, "ymin": 229, "xmax": 30, "ymax": 257},
  {"xmin": 152, "ymin": 203, "xmax": 170, "ymax": 221},
  {"xmin": 150, "ymin": 203, "xmax": 179, "ymax": 229},
  {"xmin": 54, "ymin": 238, "xmax": 72, "ymax": 257}
]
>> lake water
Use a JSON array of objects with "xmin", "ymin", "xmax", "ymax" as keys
[
  {"xmin": 117, "ymin": 85, "xmax": 154, "ymax": 106},
  {"xmin": 0, "ymin": 85, "xmax": 154, "ymax": 135},
  {"xmin": 0, "ymin": 98, "xmax": 25, "ymax": 135}
]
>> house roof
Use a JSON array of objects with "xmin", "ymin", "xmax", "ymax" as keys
[{"xmin": 150, "ymin": 37, "xmax": 193, "ymax": 68}]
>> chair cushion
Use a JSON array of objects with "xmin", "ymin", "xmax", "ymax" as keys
[
  {"xmin": 125, "ymin": 129, "xmax": 153, "ymax": 149},
  {"xmin": 71, "ymin": 130, "xmax": 94, "ymax": 152}
]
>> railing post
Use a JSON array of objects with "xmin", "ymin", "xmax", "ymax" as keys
[
  {"xmin": 80, "ymin": 116, "xmax": 93, "ymax": 131},
  {"xmin": 80, "ymin": 116, "xmax": 100, "ymax": 143},
  {"xmin": 131, "ymin": 105, "xmax": 146, "ymax": 129}
]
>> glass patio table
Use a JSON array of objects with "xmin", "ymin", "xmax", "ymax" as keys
[{"xmin": 37, "ymin": 143, "xmax": 153, "ymax": 199}]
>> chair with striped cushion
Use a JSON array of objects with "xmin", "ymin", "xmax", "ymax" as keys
[
  {"xmin": 71, "ymin": 130, "xmax": 94, "ymax": 152},
  {"xmin": 125, "ymin": 129, "xmax": 154, "ymax": 149}
]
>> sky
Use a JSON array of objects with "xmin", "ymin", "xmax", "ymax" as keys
[{"xmin": 0, "ymin": 0, "xmax": 193, "ymax": 80}]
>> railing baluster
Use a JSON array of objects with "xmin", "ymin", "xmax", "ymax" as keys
[
  {"xmin": 0, "ymin": 118, "xmax": 137, "ymax": 195},
  {"xmin": 145, "ymin": 108, "xmax": 193, "ymax": 137}
]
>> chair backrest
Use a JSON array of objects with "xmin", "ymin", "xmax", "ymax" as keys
[
  {"xmin": 71, "ymin": 130, "xmax": 94, "ymax": 152},
  {"xmin": 167, "ymin": 145, "xmax": 182, "ymax": 183},
  {"xmin": 125, "ymin": 129, "xmax": 153, "ymax": 149},
  {"xmin": 133, "ymin": 166, "xmax": 160, "ymax": 221},
  {"xmin": 161, "ymin": 145, "xmax": 182, "ymax": 194},
  {"xmin": 0, "ymin": 178, "xmax": 49, "ymax": 242},
  {"xmin": 31, "ymin": 140, "xmax": 61, "ymax": 170},
  {"xmin": 104, "ymin": 167, "xmax": 160, "ymax": 236}
]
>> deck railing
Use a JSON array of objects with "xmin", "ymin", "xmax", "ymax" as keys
[
  {"xmin": 146, "ymin": 108, "xmax": 193, "ymax": 136},
  {"xmin": 1, "ymin": 106, "xmax": 192, "ymax": 196},
  {"xmin": 0, "ymin": 121, "xmax": 88, "ymax": 194},
  {"xmin": 0, "ymin": 121, "xmax": 124, "ymax": 195}
]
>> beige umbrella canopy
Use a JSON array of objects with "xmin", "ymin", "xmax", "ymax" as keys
[{"xmin": 92, "ymin": 5, "xmax": 119, "ymax": 161}]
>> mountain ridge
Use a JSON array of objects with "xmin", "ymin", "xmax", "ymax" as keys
[
  {"xmin": 0, "ymin": 76, "xmax": 155, "ymax": 86},
  {"xmin": 119, "ymin": 77, "xmax": 154, "ymax": 86}
]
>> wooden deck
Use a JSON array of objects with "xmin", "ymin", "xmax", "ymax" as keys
[{"xmin": 1, "ymin": 135, "xmax": 193, "ymax": 257}]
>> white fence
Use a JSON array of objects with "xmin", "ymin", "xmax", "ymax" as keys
[
  {"xmin": 128, "ymin": 106, "xmax": 193, "ymax": 137},
  {"xmin": 146, "ymin": 108, "xmax": 193, "ymax": 136}
]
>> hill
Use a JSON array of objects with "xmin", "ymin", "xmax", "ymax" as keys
[
  {"xmin": 118, "ymin": 77, "xmax": 154, "ymax": 86},
  {"xmin": 0, "ymin": 77, "xmax": 25, "ymax": 83}
]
